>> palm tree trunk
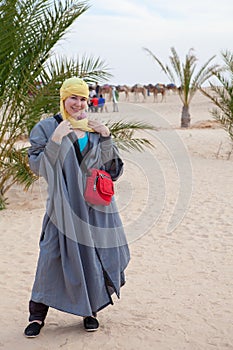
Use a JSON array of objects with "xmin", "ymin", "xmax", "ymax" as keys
[
  {"xmin": 0, "ymin": 192, "xmax": 7, "ymax": 210},
  {"xmin": 181, "ymin": 105, "xmax": 191, "ymax": 128}
]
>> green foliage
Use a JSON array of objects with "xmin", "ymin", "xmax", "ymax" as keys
[
  {"xmin": 143, "ymin": 47, "xmax": 220, "ymax": 127},
  {"xmin": 108, "ymin": 120, "xmax": 156, "ymax": 152},
  {"xmin": 200, "ymin": 50, "xmax": 233, "ymax": 140},
  {"xmin": 0, "ymin": 146, "xmax": 38, "ymax": 190}
]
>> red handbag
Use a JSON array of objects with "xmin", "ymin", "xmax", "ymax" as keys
[{"xmin": 84, "ymin": 168, "xmax": 114, "ymax": 206}]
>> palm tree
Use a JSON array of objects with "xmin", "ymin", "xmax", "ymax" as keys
[
  {"xmin": 0, "ymin": 0, "xmax": 155, "ymax": 209},
  {"xmin": 143, "ymin": 47, "xmax": 220, "ymax": 128},
  {"xmin": 0, "ymin": 0, "xmax": 103, "ymax": 209},
  {"xmin": 200, "ymin": 50, "xmax": 233, "ymax": 140}
]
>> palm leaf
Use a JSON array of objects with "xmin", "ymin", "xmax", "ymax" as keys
[
  {"xmin": 143, "ymin": 47, "xmax": 175, "ymax": 83},
  {"xmin": 107, "ymin": 120, "xmax": 156, "ymax": 152},
  {"xmin": 0, "ymin": 147, "xmax": 38, "ymax": 194},
  {"xmin": 200, "ymin": 50, "xmax": 233, "ymax": 140},
  {"xmin": 169, "ymin": 47, "xmax": 183, "ymax": 83}
]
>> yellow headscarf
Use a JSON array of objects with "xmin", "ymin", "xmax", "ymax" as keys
[{"xmin": 60, "ymin": 77, "xmax": 94, "ymax": 132}]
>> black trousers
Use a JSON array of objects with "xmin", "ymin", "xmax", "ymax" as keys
[
  {"xmin": 28, "ymin": 300, "xmax": 97, "ymax": 321},
  {"xmin": 29, "ymin": 300, "xmax": 49, "ymax": 322}
]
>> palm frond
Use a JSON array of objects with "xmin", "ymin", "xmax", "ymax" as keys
[
  {"xmin": 107, "ymin": 120, "xmax": 156, "ymax": 133},
  {"xmin": 169, "ymin": 47, "xmax": 183, "ymax": 83},
  {"xmin": 112, "ymin": 137, "xmax": 154, "ymax": 152},
  {"xmin": 221, "ymin": 50, "xmax": 233, "ymax": 71},
  {"xmin": 1, "ymin": 147, "xmax": 38, "ymax": 194},
  {"xmin": 107, "ymin": 120, "xmax": 156, "ymax": 152},
  {"xmin": 77, "ymin": 55, "xmax": 113, "ymax": 83},
  {"xmin": 199, "ymin": 50, "xmax": 233, "ymax": 140},
  {"xmin": 191, "ymin": 56, "xmax": 221, "ymax": 95},
  {"xmin": 143, "ymin": 47, "xmax": 176, "ymax": 83},
  {"xmin": 0, "ymin": 0, "xmax": 90, "ymax": 100}
]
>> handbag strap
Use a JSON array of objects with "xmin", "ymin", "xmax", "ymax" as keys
[{"xmin": 53, "ymin": 114, "xmax": 88, "ymax": 173}]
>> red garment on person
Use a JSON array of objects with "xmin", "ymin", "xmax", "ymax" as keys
[{"xmin": 91, "ymin": 97, "xmax": 99, "ymax": 107}]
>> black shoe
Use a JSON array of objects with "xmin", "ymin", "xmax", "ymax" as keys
[
  {"xmin": 83, "ymin": 316, "xmax": 99, "ymax": 332},
  {"xmin": 24, "ymin": 321, "xmax": 44, "ymax": 338}
]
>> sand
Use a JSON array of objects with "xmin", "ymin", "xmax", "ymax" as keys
[{"xmin": 1, "ymin": 90, "xmax": 233, "ymax": 350}]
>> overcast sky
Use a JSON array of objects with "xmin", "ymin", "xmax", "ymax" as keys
[{"xmin": 54, "ymin": 0, "xmax": 233, "ymax": 86}]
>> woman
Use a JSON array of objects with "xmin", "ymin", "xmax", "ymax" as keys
[{"xmin": 24, "ymin": 77, "xmax": 130, "ymax": 337}]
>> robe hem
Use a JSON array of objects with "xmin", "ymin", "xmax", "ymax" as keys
[{"xmin": 31, "ymin": 297, "xmax": 113, "ymax": 317}]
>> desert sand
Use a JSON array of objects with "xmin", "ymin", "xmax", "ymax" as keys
[{"xmin": 1, "ymin": 90, "xmax": 233, "ymax": 350}]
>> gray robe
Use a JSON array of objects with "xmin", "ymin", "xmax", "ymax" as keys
[{"xmin": 28, "ymin": 115, "xmax": 130, "ymax": 317}]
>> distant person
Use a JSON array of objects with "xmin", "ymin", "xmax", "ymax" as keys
[
  {"xmin": 95, "ymin": 83, "xmax": 100, "ymax": 97},
  {"xmin": 90, "ymin": 95, "xmax": 99, "ymax": 112},
  {"xmin": 112, "ymin": 86, "xmax": 119, "ymax": 112},
  {"xmin": 89, "ymin": 87, "xmax": 96, "ymax": 98},
  {"xmin": 88, "ymin": 99, "xmax": 93, "ymax": 112},
  {"xmin": 98, "ymin": 94, "xmax": 107, "ymax": 112}
]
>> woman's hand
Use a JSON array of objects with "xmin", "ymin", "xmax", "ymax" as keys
[
  {"xmin": 88, "ymin": 120, "xmax": 110, "ymax": 137},
  {"xmin": 51, "ymin": 120, "xmax": 73, "ymax": 144}
]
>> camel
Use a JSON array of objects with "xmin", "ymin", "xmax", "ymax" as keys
[
  {"xmin": 116, "ymin": 85, "xmax": 130, "ymax": 101},
  {"xmin": 131, "ymin": 84, "xmax": 147, "ymax": 102},
  {"xmin": 99, "ymin": 84, "xmax": 112, "ymax": 101},
  {"xmin": 145, "ymin": 83, "xmax": 166, "ymax": 102},
  {"xmin": 166, "ymin": 83, "xmax": 177, "ymax": 94}
]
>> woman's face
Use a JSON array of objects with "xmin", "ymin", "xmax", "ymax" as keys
[{"xmin": 64, "ymin": 95, "xmax": 88, "ymax": 119}]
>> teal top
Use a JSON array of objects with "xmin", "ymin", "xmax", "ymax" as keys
[{"xmin": 78, "ymin": 132, "xmax": 88, "ymax": 152}]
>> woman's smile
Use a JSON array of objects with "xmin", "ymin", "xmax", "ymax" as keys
[{"xmin": 64, "ymin": 95, "xmax": 88, "ymax": 118}]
